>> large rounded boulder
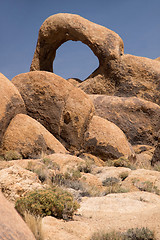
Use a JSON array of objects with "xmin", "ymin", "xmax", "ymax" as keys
[
  {"xmin": 1, "ymin": 114, "xmax": 67, "ymax": 159},
  {"xmin": 84, "ymin": 116, "xmax": 134, "ymax": 161},
  {"xmin": 12, "ymin": 71, "xmax": 94, "ymax": 151},
  {"xmin": 0, "ymin": 73, "xmax": 26, "ymax": 145},
  {"xmin": 90, "ymin": 95, "xmax": 160, "ymax": 146}
]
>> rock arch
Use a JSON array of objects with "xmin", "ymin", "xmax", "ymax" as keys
[
  {"xmin": 30, "ymin": 13, "xmax": 160, "ymax": 105},
  {"xmin": 30, "ymin": 13, "xmax": 124, "ymax": 73}
]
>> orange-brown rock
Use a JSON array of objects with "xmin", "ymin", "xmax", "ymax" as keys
[
  {"xmin": 0, "ymin": 73, "xmax": 26, "ymax": 145},
  {"xmin": 30, "ymin": 13, "xmax": 123, "ymax": 72},
  {"xmin": 0, "ymin": 191, "xmax": 35, "ymax": 240},
  {"xmin": 89, "ymin": 95, "xmax": 160, "ymax": 146},
  {"xmin": 12, "ymin": 71, "xmax": 94, "ymax": 151},
  {"xmin": 79, "ymin": 54, "xmax": 160, "ymax": 105},
  {"xmin": 1, "ymin": 114, "xmax": 67, "ymax": 159},
  {"xmin": 84, "ymin": 116, "xmax": 134, "ymax": 161},
  {"xmin": 30, "ymin": 13, "xmax": 160, "ymax": 105},
  {"xmin": 151, "ymin": 143, "xmax": 160, "ymax": 165},
  {"xmin": 151, "ymin": 130, "xmax": 160, "ymax": 165}
]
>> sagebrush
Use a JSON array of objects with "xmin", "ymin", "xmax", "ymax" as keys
[{"xmin": 15, "ymin": 188, "xmax": 79, "ymax": 220}]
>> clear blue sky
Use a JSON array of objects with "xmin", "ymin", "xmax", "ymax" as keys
[{"xmin": 1, "ymin": 0, "xmax": 160, "ymax": 80}]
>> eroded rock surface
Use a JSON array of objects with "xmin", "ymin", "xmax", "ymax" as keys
[
  {"xmin": 30, "ymin": 13, "xmax": 160, "ymax": 105},
  {"xmin": 0, "ymin": 191, "xmax": 35, "ymax": 240},
  {"xmin": 1, "ymin": 114, "xmax": 67, "ymax": 159},
  {"xmin": 84, "ymin": 116, "xmax": 134, "ymax": 161},
  {"xmin": 90, "ymin": 95, "xmax": 160, "ymax": 146},
  {"xmin": 12, "ymin": 71, "xmax": 94, "ymax": 151},
  {"xmin": 0, "ymin": 165, "xmax": 46, "ymax": 201},
  {"xmin": 30, "ymin": 13, "xmax": 123, "ymax": 72},
  {"xmin": 0, "ymin": 73, "xmax": 26, "ymax": 145},
  {"xmin": 80, "ymin": 54, "xmax": 160, "ymax": 105}
]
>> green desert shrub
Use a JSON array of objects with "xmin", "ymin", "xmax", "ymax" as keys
[
  {"xmin": 15, "ymin": 188, "xmax": 79, "ymax": 220},
  {"xmin": 91, "ymin": 227, "xmax": 155, "ymax": 240},
  {"xmin": 102, "ymin": 177, "xmax": 128, "ymax": 195},
  {"xmin": 102, "ymin": 177, "xmax": 119, "ymax": 186},
  {"xmin": 132, "ymin": 179, "xmax": 160, "ymax": 195},
  {"xmin": 4, "ymin": 150, "xmax": 22, "ymax": 161},
  {"xmin": 123, "ymin": 227, "xmax": 155, "ymax": 239},
  {"xmin": 41, "ymin": 158, "xmax": 60, "ymax": 171},
  {"xmin": 52, "ymin": 168, "xmax": 81, "ymax": 186},
  {"xmin": 107, "ymin": 157, "xmax": 136, "ymax": 170}
]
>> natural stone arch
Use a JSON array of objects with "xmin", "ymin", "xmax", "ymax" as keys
[
  {"xmin": 30, "ymin": 13, "xmax": 160, "ymax": 105},
  {"xmin": 30, "ymin": 13, "xmax": 124, "ymax": 73}
]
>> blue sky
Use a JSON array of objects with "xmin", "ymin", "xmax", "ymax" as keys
[{"xmin": 1, "ymin": 0, "xmax": 160, "ymax": 80}]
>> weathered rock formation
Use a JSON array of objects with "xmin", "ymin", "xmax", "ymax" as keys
[
  {"xmin": 152, "ymin": 144, "xmax": 160, "ymax": 165},
  {"xmin": 12, "ymin": 71, "xmax": 94, "ymax": 151},
  {"xmin": 79, "ymin": 54, "xmax": 160, "ymax": 105},
  {"xmin": 1, "ymin": 114, "xmax": 67, "ymax": 159},
  {"xmin": 30, "ymin": 13, "xmax": 160, "ymax": 105},
  {"xmin": 0, "ymin": 191, "xmax": 36, "ymax": 240},
  {"xmin": 84, "ymin": 116, "xmax": 134, "ymax": 161},
  {"xmin": 0, "ymin": 73, "xmax": 26, "ymax": 145},
  {"xmin": 0, "ymin": 165, "xmax": 46, "ymax": 202},
  {"xmin": 2, "ymin": 13, "xmax": 160, "ymax": 240},
  {"xmin": 30, "ymin": 13, "xmax": 123, "ymax": 72},
  {"xmin": 89, "ymin": 95, "xmax": 160, "ymax": 146}
]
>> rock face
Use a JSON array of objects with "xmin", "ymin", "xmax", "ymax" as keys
[
  {"xmin": 84, "ymin": 116, "xmax": 134, "ymax": 161},
  {"xmin": 90, "ymin": 95, "xmax": 160, "ymax": 146},
  {"xmin": 0, "ymin": 191, "xmax": 36, "ymax": 240},
  {"xmin": 79, "ymin": 54, "xmax": 160, "ymax": 105},
  {"xmin": 30, "ymin": 13, "xmax": 123, "ymax": 72},
  {"xmin": 12, "ymin": 71, "xmax": 94, "ymax": 151},
  {"xmin": 151, "ymin": 130, "xmax": 160, "ymax": 165},
  {"xmin": 30, "ymin": 13, "xmax": 160, "ymax": 105},
  {"xmin": 0, "ymin": 73, "xmax": 26, "ymax": 145},
  {"xmin": 151, "ymin": 144, "xmax": 160, "ymax": 165},
  {"xmin": 1, "ymin": 114, "xmax": 67, "ymax": 159},
  {"xmin": 0, "ymin": 165, "xmax": 46, "ymax": 202}
]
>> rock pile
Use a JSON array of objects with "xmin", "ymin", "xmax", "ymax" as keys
[{"xmin": 0, "ymin": 13, "xmax": 160, "ymax": 240}]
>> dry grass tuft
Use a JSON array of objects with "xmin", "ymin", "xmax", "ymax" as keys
[{"xmin": 24, "ymin": 211, "xmax": 44, "ymax": 240}]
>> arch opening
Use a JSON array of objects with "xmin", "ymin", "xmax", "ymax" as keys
[{"xmin": 53, "ymin": 40, "xmax": 99, "ymax": 81}]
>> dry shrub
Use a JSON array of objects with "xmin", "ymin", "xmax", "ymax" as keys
[
  {"xmin": 4, "ymin": 150, "xmax": 22, "ymax": 161},
  {"xmin": 91, "ymin": 227, "xmax": 155, "ymax": 240},
  {"xmin": 15, "ymin": 188, "xmax": 79, "ymax": 220}
]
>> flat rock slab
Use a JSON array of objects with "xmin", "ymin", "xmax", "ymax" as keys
[{"xmin": 42, "ymin": 192, "xmax": 160, "ymax": 240}]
